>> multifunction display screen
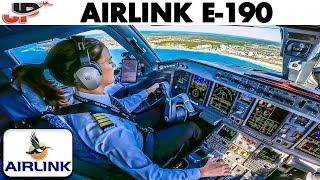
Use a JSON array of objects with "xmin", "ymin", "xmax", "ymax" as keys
[
  {"xmin": 245, "ymin": 100, "xmax": 289, "ymax": 136},
  {"xmin": 188, "ymin": 75, "xmax": 210, "ymax": 102},
  {"xmin": 217, "ymin": 126, "xmax": 237, "ymax": 141},
  {"xmin": 296, "ymin": 124, "xmax": 320, "ymax": 159},
  {"xmin": 209, "ymin": 84, "xmax": 237, "ymax": 115},
  {"xmin": 257, "ymin": 147, "xmax": 280, "ymax": 163}
]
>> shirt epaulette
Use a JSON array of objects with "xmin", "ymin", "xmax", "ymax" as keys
[{"xmin": 91, "ymin": 113, "xmax": 114, "ymax": 130}]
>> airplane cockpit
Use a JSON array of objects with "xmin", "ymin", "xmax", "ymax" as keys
[{"xmin": 0, "ymin": 25, "xmax": 320, "ymax": 179}]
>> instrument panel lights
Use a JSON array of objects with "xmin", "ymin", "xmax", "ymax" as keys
[
  {"xmin": 282, "ymin": 142, "xmax": 290, "ymax": 147},
  {"xmin": 280, "ymin": 126, "xmax": 289, "ymax": 134},
  {"xmin": 293, "ymin": 132, "xmax": 302, "ymax": 139}
]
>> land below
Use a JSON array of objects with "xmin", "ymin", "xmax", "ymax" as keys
[{"xmin": 39, "ymin": 32, "xmax": 283, "ymax": 71}]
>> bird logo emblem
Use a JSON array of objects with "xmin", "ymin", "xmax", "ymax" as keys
[{"xmin": 26, "ymin": 132, "xmax": 52, "ymax": 160}]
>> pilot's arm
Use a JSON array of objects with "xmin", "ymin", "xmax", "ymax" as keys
[
  {"xmin": 115, "ymin": 83, "xmax": 160, "ymax": 113},
  {"xmin": 116, "ymin": 90, "xmax": 149, "ymax": 113},
  {"xmin": 94, "ymin": 127, "xmax": 201, "ymax": 180}
]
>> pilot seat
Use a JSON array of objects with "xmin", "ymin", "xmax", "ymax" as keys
[{"xmin": 0, "ymin": 68, "xmax": 132, "ymax": 179}]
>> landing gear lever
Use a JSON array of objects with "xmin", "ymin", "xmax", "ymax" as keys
[{"xmin": 161, "ymin": 81, "xmax": 197, "ymax": 123}]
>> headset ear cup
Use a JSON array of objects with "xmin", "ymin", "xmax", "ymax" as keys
[
  {"xmin": 74, "ymin": 66, "xmax": 102, "ymax": 90},
  {"xmin": 91, "ymin": 62, "xmax": 102, "ymax": 75}
]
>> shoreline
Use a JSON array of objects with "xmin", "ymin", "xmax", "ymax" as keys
[{"xmin": 152, "ymin": 47, "xmax": 282, "ymax": 72}]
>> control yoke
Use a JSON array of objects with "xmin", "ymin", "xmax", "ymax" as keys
[{"xmin": 161, "ymin": 81, "xmax": 197, "ymax": 123}]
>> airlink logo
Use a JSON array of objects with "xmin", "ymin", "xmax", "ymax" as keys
[
  {"xmin": 2, "ymin": 1, "xmax": 52, "ymax": 24},
  {"xmin": 3, "ymin": 129, "xmax": 72, "ymax": 177}
]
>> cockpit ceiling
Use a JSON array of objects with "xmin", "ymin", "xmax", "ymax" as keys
[{"xmin": 279, "ymin": 25, "xmax": 320, "ymax": 32}]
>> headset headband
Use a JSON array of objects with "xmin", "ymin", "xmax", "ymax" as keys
[{"xmin": 68, "ymin": 36, "xmax": 91, "ymax": 66}]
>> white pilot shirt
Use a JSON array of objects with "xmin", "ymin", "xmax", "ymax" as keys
[{"xmin": 68, "ymin": 89, "xmax": 201, "ymax": 180}]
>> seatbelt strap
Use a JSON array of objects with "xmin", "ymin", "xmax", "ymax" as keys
[
  {"xmin": 52, "ymin": 95, "xmax": 154, "ymax": 133},
  {"xmin": 73, "ymin": 94, "xmax": 133, "ymax": 120}
]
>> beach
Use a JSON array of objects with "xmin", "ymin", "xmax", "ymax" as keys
[{"xmin": 150, "ymin": 47, "xmax": 282, "ymax": 72}]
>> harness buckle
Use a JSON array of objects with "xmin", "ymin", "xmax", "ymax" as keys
[{"xmin": 137, "ymin": 125, "xmax": 154, "ymax": 133}]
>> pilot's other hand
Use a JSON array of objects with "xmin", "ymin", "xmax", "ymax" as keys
[
  {"xmin": 199, "ymin": 158, "xmax": 232, "ymax": 178},
  {"xmin": 147, "ymin": 83, "xmax": 160, "ymax": 94}
]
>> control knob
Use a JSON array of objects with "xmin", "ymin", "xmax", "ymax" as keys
[
  {"xmin": 311, "ymin": 109, "xmax": 319, "ymax": 115},
  {"xmin": 266, "ymin": 93, "xmax": 273, "ymax": 97}
]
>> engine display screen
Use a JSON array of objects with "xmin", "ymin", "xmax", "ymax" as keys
[
  {"xmin": 208, "ymin": 84, "xmax": 237, "ymax": 115},
  {"xmin": 257, "ymin": 147, "xmax": 280, "ymax": 163},
  {"xmin": 188, "ymin": 75, "xmax": 210, "ymax": 102},
  {"xmin": 296, "ymin": 124, "xmax": 320, "ymax": 159},
  {"xmin": 245, "ymin": 100, "xmax": 289, "ymax": 137},
  {"xmin": 218, "ymin": 126, "xmax": 237, "ymax": 141}
]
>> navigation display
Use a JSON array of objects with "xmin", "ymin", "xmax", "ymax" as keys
[
  {"xmin": 208, "ymin": 84, "xmax": 237, "ymax": 115},
  {"xmin": 188, "ymin": 75, "xmax": 209, "ymax": 102},
  {"xmin": 218, "ymin": 126, "xmax": 237, "ymax": 141},
  {"xmin": 296, "ymin": 124, "xmax": 320, "ymax": 159},
  {"xmin": 257, "ymin": 147, "xmax": 280, "ymax": 163},
  {"xmin": 245, "ymin": 100, "xmax": 289, "ymax": 136}
]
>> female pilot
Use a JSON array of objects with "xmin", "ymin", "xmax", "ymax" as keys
[{"xmin": 13, "ymin": 37, "xmax": 231, "ymax": 179}]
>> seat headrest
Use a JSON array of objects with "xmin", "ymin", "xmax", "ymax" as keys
[
  {"xmin": 0, "ymin": 68, "xmax": 12, "ymax": 87},
  {"xmin": 0, "ymin": 84, "xmax": 44, "ymax": 121}
]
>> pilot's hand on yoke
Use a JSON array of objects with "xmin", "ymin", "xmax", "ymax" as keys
[
  {"xmin": 146, "ymin": 83, "xmax": 160, "ymax": 94},
  {"xmin": 199, "ymin": 158, "xmax": 232, "ymax": 178}
]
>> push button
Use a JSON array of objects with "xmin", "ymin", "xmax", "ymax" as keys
[
  {"xmin": 293, "ymin": 132, "xmax": 302, "ymax": 139},
  {"xmin": 280, "ymin": 125, "xmax": 290, "ymax": 134},
  {"xmin": 283, "ymin": 142, "xmax": 290, "ymax": 147}
]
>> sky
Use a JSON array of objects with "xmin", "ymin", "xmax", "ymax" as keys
[{"xmin": 135, "ymin": 25, "xmax": 281, "ymax": 42}]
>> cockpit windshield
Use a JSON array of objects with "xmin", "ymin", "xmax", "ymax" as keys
[
  {"xmin": 136, "ymin": 25, "xmax": 282, "ymax": 74},
  {"xmin": 9, "ymin": 30, "xmax": 126, "ymax": 68}
]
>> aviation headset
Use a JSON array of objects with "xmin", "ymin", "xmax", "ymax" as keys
[{"xmin": 69, "ymin": 36, "xmax": 102, "ymax": 90}]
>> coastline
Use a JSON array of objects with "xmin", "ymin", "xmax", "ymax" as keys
[{"xmin": 151, "ymin": 47, "xmax": 282, "ymax": 72}]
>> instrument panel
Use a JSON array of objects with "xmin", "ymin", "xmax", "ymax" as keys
[{"xmin": 163, "ymin": 60, "xmax": 320, "ymax": 179}]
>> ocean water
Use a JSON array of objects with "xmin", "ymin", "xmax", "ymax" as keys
[{"xmin": 11, "ymin": 47, "xmax": 278, "ymax": 73}]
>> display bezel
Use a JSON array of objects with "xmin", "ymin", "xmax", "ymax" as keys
[
  {"xmin": 120, "ymin": 58, "xmax": 139, "ymax": 83},
  {"xmin": 289, "ymin": 123, "xmax": 320, "ymax": 166},
  {"xmin": 256, "ymin": 147, "xmax": 281, "ymax": 163},
  {"xmin": 216, "ymin": 124, "xmax": 238, "ymax": 142},
  {"xmin": 186, "ymin": 74, "xmax": 211, "ymax": 104},
  {"xmin": 242, "ymin": 99, "xmax": 291, "ymax": 141},
  {"xmin": 294, "ymin": 123, "xmax": 320, "ymax": 159},
  {"xmin": 206, "ymin": 82, "xmax": 238, "ymax": 116}
]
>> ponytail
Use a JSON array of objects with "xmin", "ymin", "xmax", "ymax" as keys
[{"xmin": 12, "ymin": 64, "xmax": 69, "ymax": 109}]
